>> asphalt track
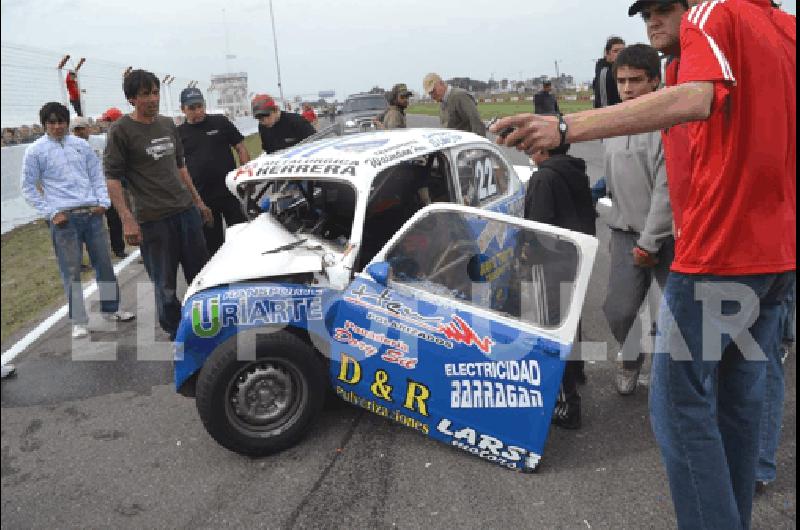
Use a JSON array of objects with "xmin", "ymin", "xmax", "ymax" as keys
[{"xmin": 1, "ymin": 115, "xmax": 795, "ymax": 529}]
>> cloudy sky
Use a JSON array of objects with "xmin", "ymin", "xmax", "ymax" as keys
[{"xmin": 2, "ymin": 0, "xmax": 797, "ymax": 102}]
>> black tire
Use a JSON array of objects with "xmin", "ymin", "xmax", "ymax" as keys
[{"xmin": 195, "ymin": 330, "xmax": 327, "ymax": 456}]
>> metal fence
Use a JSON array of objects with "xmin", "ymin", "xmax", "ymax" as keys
[{"xmin": 1, "ymin": 41, "xmax": 197, "ymax": 130}]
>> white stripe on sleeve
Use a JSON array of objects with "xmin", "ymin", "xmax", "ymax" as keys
[
  {"xmin": 699, "ymin": 0, "xmax": 725, "ymax": 30},
  {"xmin": 703, "ymin": 31, "xmax": 735, "ymax": 82}
]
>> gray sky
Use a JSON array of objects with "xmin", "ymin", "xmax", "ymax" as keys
[{"xmin": 1, "ymin": 0, "xmax": 797, "ymax": 102}]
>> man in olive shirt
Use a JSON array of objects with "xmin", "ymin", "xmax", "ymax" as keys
[
  {"xmin": 422, "ymin": 73, "xmax": 485, "ymax": 136},
  {"xmin": 381, "ymin": 83, "xmax": 413, "ymax": 129},
  {"xmin": 104, "ymin": 69, "xmax": 213, "ymax": 339}
]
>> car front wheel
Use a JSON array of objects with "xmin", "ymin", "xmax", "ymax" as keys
[{"xmin": 195, "ymin": 331, "xmax": 327, "ymax": 456}]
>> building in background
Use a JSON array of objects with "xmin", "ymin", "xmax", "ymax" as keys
[{"xmin": 208, "ymin": 72, "xmax": 249, "ymax": 118}]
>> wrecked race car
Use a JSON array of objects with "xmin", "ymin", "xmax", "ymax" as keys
[{"xmin": 174, "ymin": 129, "xmax": 597, "ymax": 471}]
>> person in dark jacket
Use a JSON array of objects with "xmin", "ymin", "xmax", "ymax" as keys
[
  {"xmin": 533, "ymin": 81, "xmax": 560, "ymax": 115},
  {"xmin": 593, "ymin": 36, "xmax": 625, "ymax": 108},
  {"xmin": 252, "ymin": 94, "xmax": 316, "ymax": 154},
  {"xmin": 525, "ymin": 143, "xmax": 595, "ymax": 429}
]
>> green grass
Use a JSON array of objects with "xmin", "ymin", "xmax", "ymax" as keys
[
  {"xmin": 1, "ymin": 220, "xmax": 78, "ymax": 342},
  {"xmin": 408, "ymin": 99, "xmax": 593, "ymax": 120},
  {"xmin": 242, "ymin": 133, "xmax": 262, "ymax": 159}
]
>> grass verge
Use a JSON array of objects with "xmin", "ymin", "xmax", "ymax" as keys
[
  {"xmin": 1, "ymin": 220, "xmax": 77, "ymax": 343},
  {"xmin": 408, "ymin": 99, "xmax": 593, "ymax": 120}
]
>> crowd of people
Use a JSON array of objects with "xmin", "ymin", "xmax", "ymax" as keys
[{"xmin": 4, "ymin": 1, "xmax": 796, "ymax": 528}]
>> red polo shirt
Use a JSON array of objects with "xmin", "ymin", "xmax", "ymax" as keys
[
  {"xmin": 65, "ymin": 74, "xmax": 80, "ymax": 101},
  {"xmin": 665, "ymin": 0, "xmax": 795, "ymax": 275}
]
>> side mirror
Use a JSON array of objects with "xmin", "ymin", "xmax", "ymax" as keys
[{"xmin": 365, "ymin": 262, "xmax": 390, "ymax": 286}]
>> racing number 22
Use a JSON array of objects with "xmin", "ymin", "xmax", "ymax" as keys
[{"xmin": 475, "ymin": 159, "xmax": 497, "ymax": 201}]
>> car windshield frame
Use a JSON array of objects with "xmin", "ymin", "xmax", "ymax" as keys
[
  {"xmin": 249, "ymin": 177, "xmax": 361, "ymax": 251},
  {"xmin": 343, "ymin": 96, "xmax": 388, "ymax": 113}
]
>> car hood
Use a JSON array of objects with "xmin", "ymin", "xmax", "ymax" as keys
[{"xmin": 183, "ymin": 215, "xmax": 326, "ymax": 301}]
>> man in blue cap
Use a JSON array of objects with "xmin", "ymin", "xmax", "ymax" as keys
[{"xmin": 178, "ymin": 87, "xmax": 250, "ymax": 255}]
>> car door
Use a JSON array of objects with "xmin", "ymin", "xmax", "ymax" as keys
[{"xmin": 326, "ymin": 203, "xmax": 597, "ymax": 471}]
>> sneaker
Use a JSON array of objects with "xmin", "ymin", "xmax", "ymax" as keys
[
  {"xmin": 616, "ymin": 365, "xmax": 641, "ymax": 396},
  {"xmin": 102, "ymin": 310, "xmax": 136, "ymax": 322},
  {"xmin": 755, "ymin": 480, "xmax": 769, "ymax": 495},
  {"xmin": 1, "ymin": 364, "xmax": 16, "ymax": 379},
  {"xmin": 72, "ymin": 324, "xmax": 89, "ymax": 339},
  {"xmin": 780, "ymin": 343, "xmax": 791, "ymax": 365}
]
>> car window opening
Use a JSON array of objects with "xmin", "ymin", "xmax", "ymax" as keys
[{"xmin": 355, "ymin": 152, "xmax": 456, "ymax": 272}]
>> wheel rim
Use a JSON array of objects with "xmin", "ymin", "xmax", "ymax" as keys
[{"xmin": 225, "ymin": 359, "xmax": 308, "ymax": 436}]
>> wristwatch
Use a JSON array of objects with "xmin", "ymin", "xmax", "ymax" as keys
[{"xmin": 556, "ymin": 112, "xmax": 568, "ymax": 147}]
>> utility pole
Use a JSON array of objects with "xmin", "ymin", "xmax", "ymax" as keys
[
  {"xmin": 222, "ymin": 9, "xmax": 234, "ymax": 73},
  {"xmin": 268, "ymin": 0, "xmax": 285, "ymax": 105}
]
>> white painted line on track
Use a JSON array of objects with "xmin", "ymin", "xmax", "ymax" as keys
[{"xmin": 1, "ymin": 249, "xmax": 142, "ymax": 365}]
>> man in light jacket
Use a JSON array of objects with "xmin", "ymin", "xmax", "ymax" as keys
[{"xmin": 601, "ymin": 44, "xmax": 674, "ymax": 395}]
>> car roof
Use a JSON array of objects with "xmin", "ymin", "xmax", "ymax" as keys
[{"xmin": 228, "ymin": 128, "xmax": 493, "ymax": 194}]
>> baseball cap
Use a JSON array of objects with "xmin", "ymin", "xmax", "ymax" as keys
[
  {"xmin": 252, "ymin": 94, "xmax": 278, "ymax": 117},
  {"xmin": 628, "ymin": 0, "xmax": 687, "ymax": 16},
  {"xmin": 101, "ymin": 107, "xmax": 123, "ymax": 122},
  {"xmin": 422, "ymin": 73, "xmax": 443, "ymax": 94},
  {"xmin": 70, "ymin": 116, "xmax": 89, "ymax": 130},
  {"xmin": 180, "ymin": 87, "xmax": 204, "ymax": 106}
]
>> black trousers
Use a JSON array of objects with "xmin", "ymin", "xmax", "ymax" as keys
[
  {"xmin": 104, "ymin": 205, "xmax": 125, "ymax": 255},
  {"xmin": 69, "ymin": 98, "xmax": 82, "ymax": 117},
  {"xmin": 203, "ymin": 194, "xmax": 246, "ymax": 256}
]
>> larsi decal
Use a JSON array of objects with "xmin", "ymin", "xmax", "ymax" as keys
[
  {"xmin": 192, "ymin": 296, "xmax": 221, "ymax": 338},
  {"xmin": 438, "ymin": 315, "xmax": 494, "ymax": 354},
  {"xmin": 436, "ymin": 418, "xmax": 541, "ymax": 470}
]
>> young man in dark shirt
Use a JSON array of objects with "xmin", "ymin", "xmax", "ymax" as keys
[
  {"xmin": 178, "ymin": 87, "xmax": 250, "ymax": 255},
  {"xmin": 525, "ymin": 143, "xmax": 595, "ymax": 429},
  {"xmin": 104, "ymin": 70, "xmax": 212, "ymax": 340},
  {"xmin": 252, "ymin": 94, "xmax": 316, "ymax": 154},
  {"xmin": 533, "ymin": 81, "xmax": 560, "ymax": 115},
  {"xmin": 593, "ymin": 36, "xmax": 626, "ymax": 108}
]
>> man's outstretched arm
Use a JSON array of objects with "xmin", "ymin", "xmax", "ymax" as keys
[{"xmin": 491, "ymin": 81, "xmax": 715, "ymax": 154}]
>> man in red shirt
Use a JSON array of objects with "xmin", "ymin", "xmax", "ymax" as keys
[
  {"xmin": 301, "ymin": 103, "xmax": 318, "ymax": 127},
  {"xmin": 65, "ymin": 71, "xmax": 83, "ymax": 116},
  {"xmin": 491, "ymin": 1, "xmax": 795, "ymax": 528}
]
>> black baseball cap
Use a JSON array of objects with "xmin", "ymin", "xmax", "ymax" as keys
[
  {"xmin": 628, "ymin": 0, "xmax": 687, "ymax": 16},
  {"xmin": 180, "ymin": 87, "xmax": 204, "ymax": 106}
]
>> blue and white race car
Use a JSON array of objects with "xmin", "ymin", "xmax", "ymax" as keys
[{"xmin": 175, "ymin": 129, "xmax": 597, "ymax": 471}]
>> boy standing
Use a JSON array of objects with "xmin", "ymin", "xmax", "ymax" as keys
[{"xmin": 602, "ymin": 44, "xmax": 674, "ymax": 395}]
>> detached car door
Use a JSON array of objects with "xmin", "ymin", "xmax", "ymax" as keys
[{"xmin": 327, "ymin": 204, "xmax": 597, "ymax": 471}]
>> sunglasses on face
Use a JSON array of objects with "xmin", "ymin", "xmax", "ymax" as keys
[{"xmin": 256, "ymin": 111, "xmax": 275, "ymax": 118}]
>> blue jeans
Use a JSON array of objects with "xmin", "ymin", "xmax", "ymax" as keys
[
  {"xmin": 650, "ymin": 271, "xmax": 793, "ymax": 530},
  {"xmin": 50, "ymin": 211, "xmax": 120, "ymax": 324},
  {"xmin": 139, "ymin": 208, "xmax": 209, "ymax": 339},
  {"xmin": 756, "ymin": 272, "xmax": 796, "ymax": 483}
]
